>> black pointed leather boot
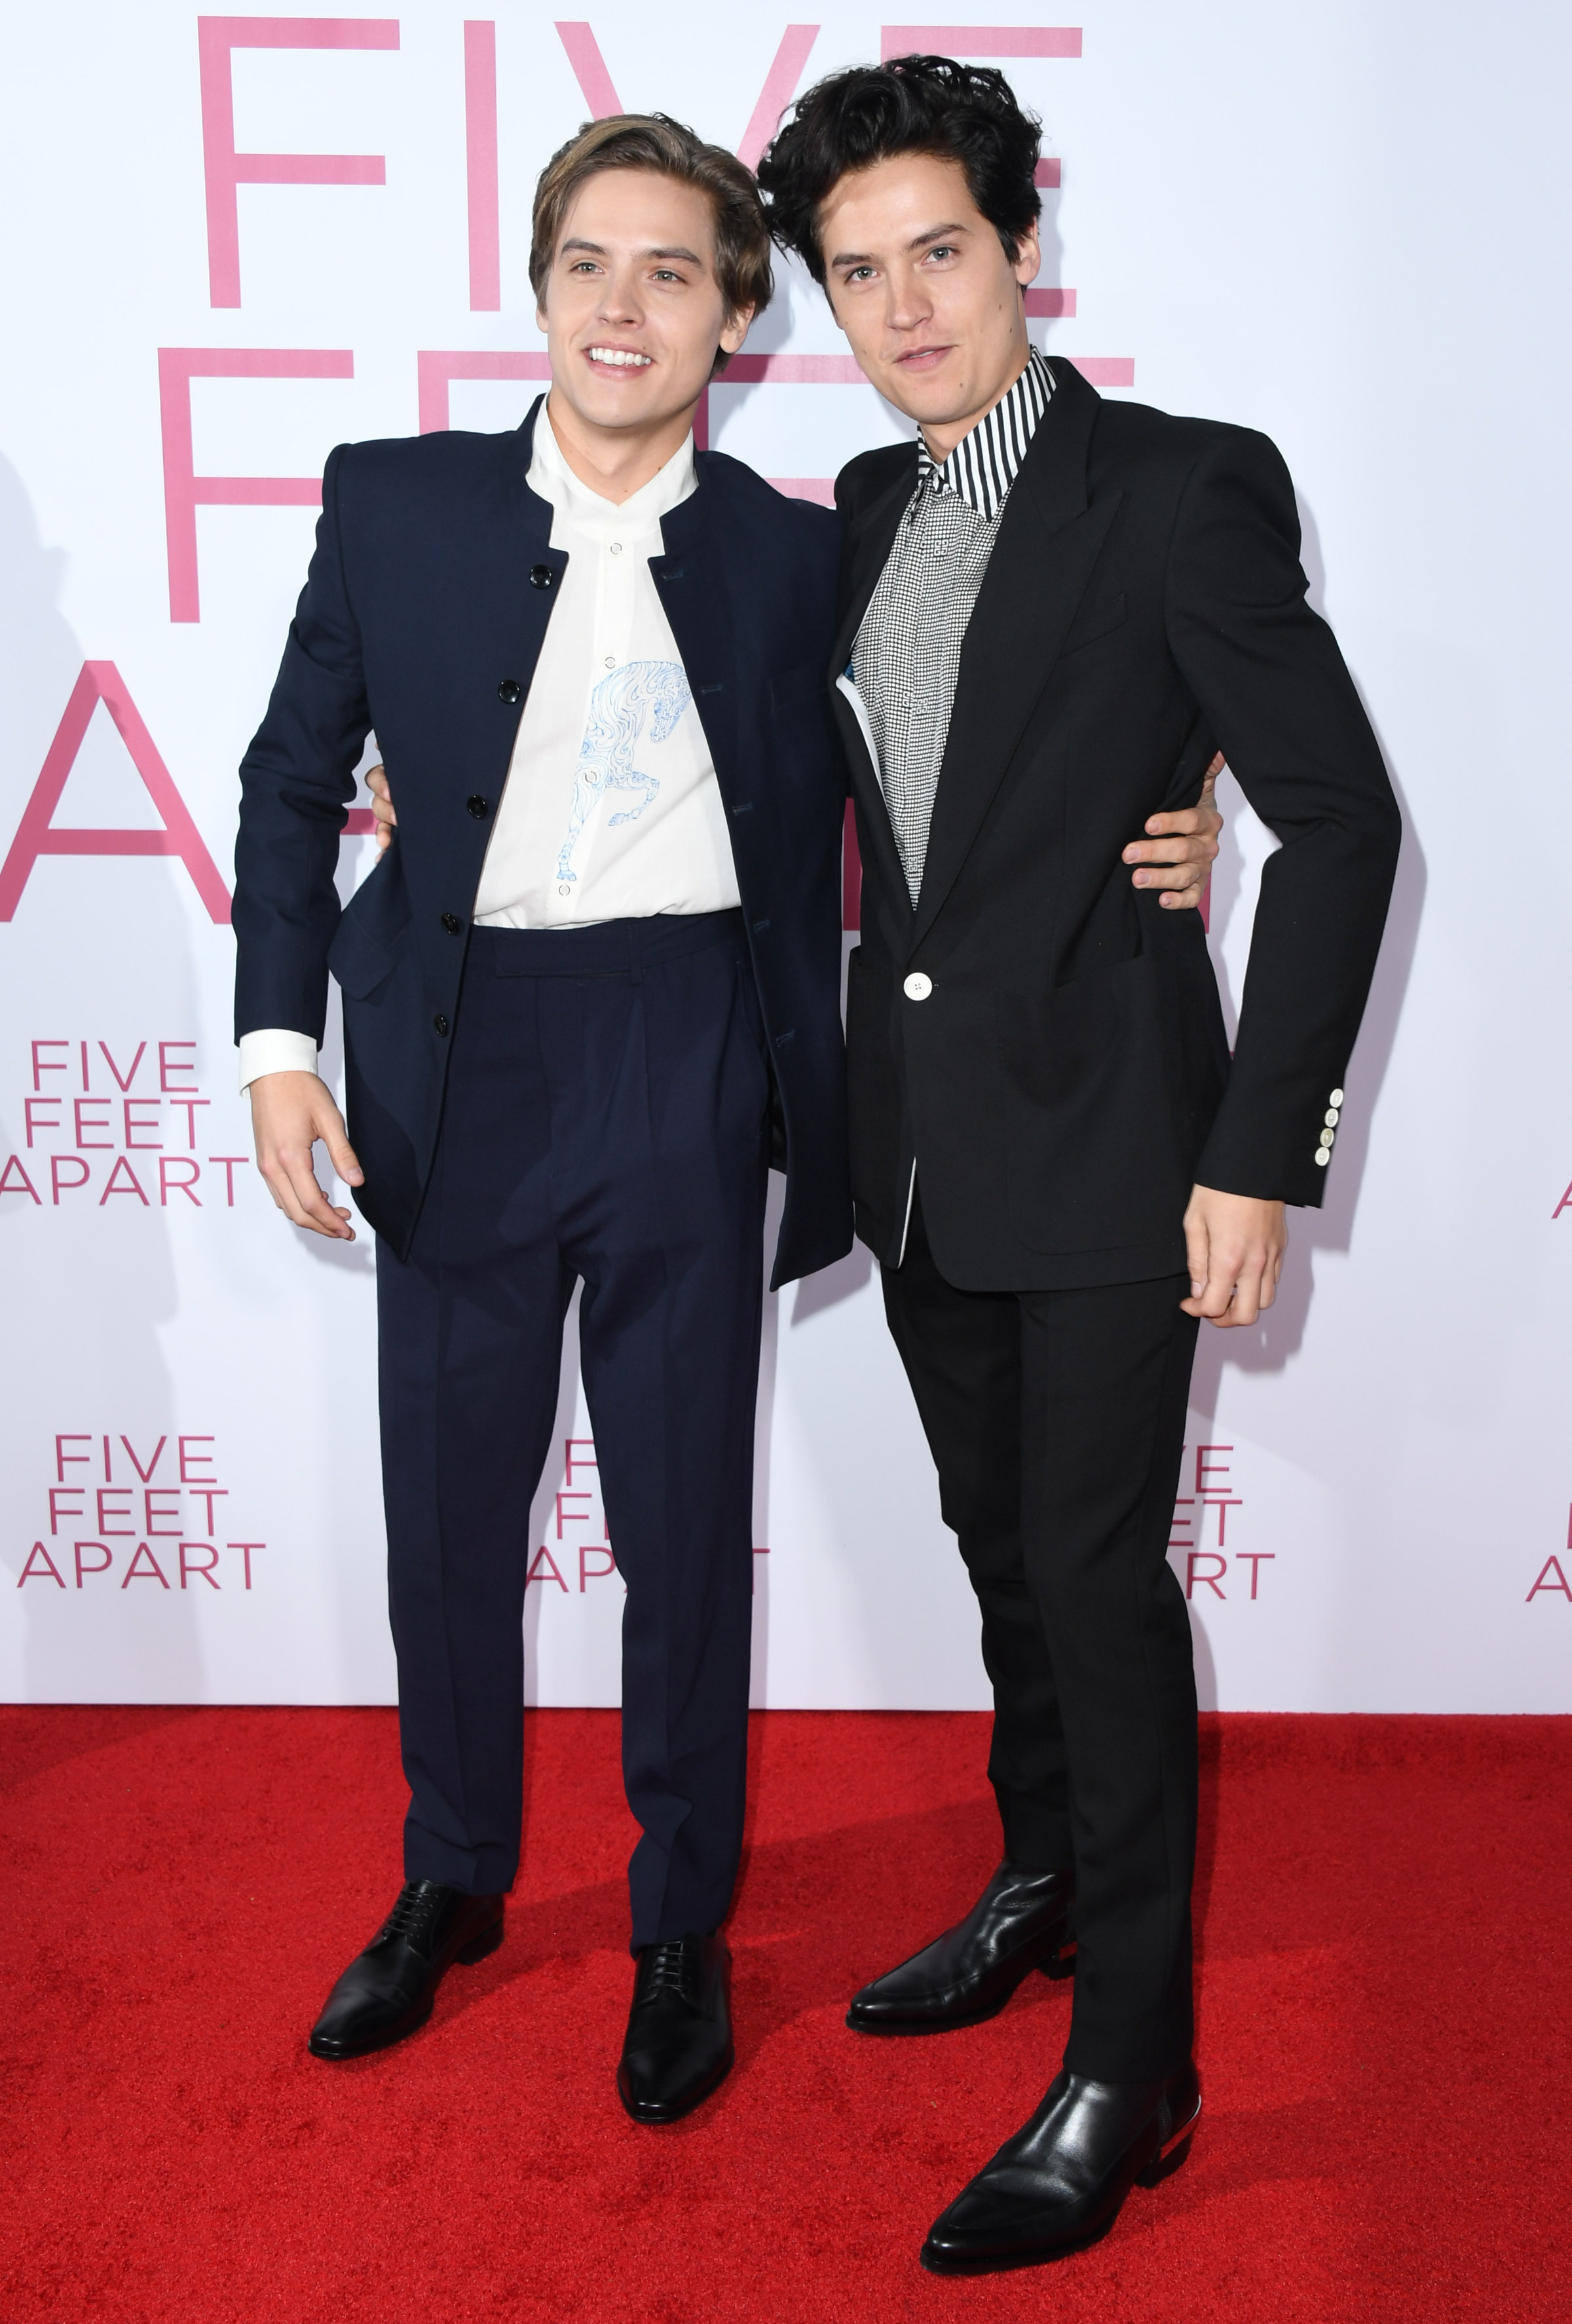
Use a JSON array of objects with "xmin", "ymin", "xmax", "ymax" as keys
[
  {"xmin": 921, "ymin": 2063, "xmax": 1201, "ymax": 2272},
  {"xmin": 846, "ymin": 1861, "xmax": 1075, "ymax": 2034},
  {"xmin": 616, "ymin": 1933, "xmax": 734, "ymax": 2124},
  {"xmin": 308, "ymin": 1880, "xmax": 504, "ymax": 2060}
]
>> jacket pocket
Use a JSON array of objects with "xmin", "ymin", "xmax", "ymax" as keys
[
  {"xmin": 998, "ymin": 954, "xmax": 1204, "ymax": 1253},
  {"xmin": 1059, "ymin": 591, "xmax": 1127, "ymax": 657},
  {"xmin": 327, "ymin": 867, "xmax": 413, "ymax": 1001}
]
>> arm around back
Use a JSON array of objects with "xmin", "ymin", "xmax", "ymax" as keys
[{"xmin": 1164, "ymin": 427, "xmax": 1402, "ymax": 1205}]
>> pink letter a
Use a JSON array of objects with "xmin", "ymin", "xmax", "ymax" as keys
[{"xmin": 0, "ymin": 664, "xmax": 231, "ymax": 924}]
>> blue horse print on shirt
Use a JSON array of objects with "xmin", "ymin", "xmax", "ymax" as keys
[{"xmin": 555, "ymin": 659, "xmax": 692, "ymax": 888}]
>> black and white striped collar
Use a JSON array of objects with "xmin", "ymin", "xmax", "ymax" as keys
[{"xmin": 914, "ymin": 347, "xmax": 1054, "ymax": 524}]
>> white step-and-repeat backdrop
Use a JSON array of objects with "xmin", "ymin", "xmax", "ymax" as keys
[{"xmin": 3, "ymin": 3, "xmax": 1569, "ymax": 1712}]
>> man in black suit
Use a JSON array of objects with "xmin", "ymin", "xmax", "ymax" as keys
[
  {"xmin": 231, "ymin": 116, "xmax": 855, "ymax": 2125},
  {"xmin": 758, "ymin": 58, "xmax": 1400, "ymax": 2268}
]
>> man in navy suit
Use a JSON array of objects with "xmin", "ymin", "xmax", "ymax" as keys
[{"xmin": 233, "ymin": 115, "xmax": 853, "ymax": 2125}]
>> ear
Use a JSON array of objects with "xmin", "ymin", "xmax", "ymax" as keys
[
  {"xmin": 718, "ymin": 303, "xmax": 755, "ymax": 356},
  {"xmin": 1012, "ymin": 218, "xmax": 1043, "ymax": 288},
  {"xmin": 535, "ymin": 289, "xmax": 550, "ymax": 335}
]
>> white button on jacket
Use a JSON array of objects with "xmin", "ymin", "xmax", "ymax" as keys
[{"xmin": 903, "ymin": 972, "xmax": 933, "ymax": 1001}]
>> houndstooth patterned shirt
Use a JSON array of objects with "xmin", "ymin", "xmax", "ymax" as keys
[{"xmin": 852, "ymin": 349, "xmax": 1055, "ymax": 903}]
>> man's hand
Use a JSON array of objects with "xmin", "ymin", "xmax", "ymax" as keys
[
  {"xmin": 249, "ymin": 1070, "xmax": 364, "ymax": 1241},
  {"xmin": 1181, "ymin": 1185, "xmax": 1286, "ymax": 1326},
  {"xmin": 367, "ymin": 762, "xmax": 396, "ymax": 853},
  {"xmin": 1123, "ymin": 754, "xmax": 1224, "ymax": 909}
]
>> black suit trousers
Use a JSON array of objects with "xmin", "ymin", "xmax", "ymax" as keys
[
  {"xmin": 882, "ymin": 1192, "xmax": 1199, "ymax": 2079},
  {"xmin": 375, "ymin": 912, "xmax": 769, "ymax": 1947}
]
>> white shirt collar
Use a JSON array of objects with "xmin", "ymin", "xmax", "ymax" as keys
[{"xmin": 529, "ymin": 398, "xmax": 698, "ymax": 536}]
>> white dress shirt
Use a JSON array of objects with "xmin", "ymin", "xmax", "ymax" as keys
[{"xmin": 238, "ymin": 403, "xmax": 738, "ymax": 1089}]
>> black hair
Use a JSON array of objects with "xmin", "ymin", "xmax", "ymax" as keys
[{"xmin": 755, "ymin": 55, "xmax": 1041, "ymax": 285}]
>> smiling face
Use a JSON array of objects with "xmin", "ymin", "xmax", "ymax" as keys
[
  {"xmin": 536, "ymin": 167, "xmax": 753, "ymax": 456},
  {"xmin": 819, "ymin": 151, "xmax": 1040, "ymax": 459}
]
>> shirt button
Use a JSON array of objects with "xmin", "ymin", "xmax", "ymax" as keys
[
  {"xmin": 497, "ymin": 679, "xmax": 521, "ymax": 703},
  {"xmin": 441, "ymin": 912, "xmax": 462, "ymax": 935},
  {"xmin": 433, "ymin": 1014, "xmax": 450, "ymax": 1037},
  {"xmin": 1313, "ymin": 1147, "xmax": 1330, "ymax": 1167},
  {"xmin": 529, "ymin": 565, "xmax": 554, "ymax": 590},
  {"xmin": 1330, "ymin": 1087, "xmax": 1345, "ymax": 1108},
  {"xmin": 603, "ymin": 656, "xmax": 616, "ymax": 669},
  {"xmin": 1324, "ymin": 1107, "xmax": 1339, "ymax": 1127},
  {"xmin": 467, "ymin": 795, "xmax": 491, "ymax": 819},
  {"xmin": 609, "ymin": 542, "xmax": 622, "ymax": 555},
  {"xmin": 903, "ymin": 972, "xmax": 933, "ymax": 1001},
  {"xmin": 557, "ymin": 884, "xmax": 573, "ymax": 897}
]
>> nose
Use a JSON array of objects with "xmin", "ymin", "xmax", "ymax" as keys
[
  {"xmin": 597, "ymin": 263, "xmax": 644, "ymax": 328},
  {"xmin": 885, "ymin": 263, "xmax": 932, "ymax": 335}
]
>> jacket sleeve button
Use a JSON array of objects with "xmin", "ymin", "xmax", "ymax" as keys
[
  {"xmin": 441, "ymin": 913, "xmax": 462, "ymax": 935},
  {"xmin": 529, "ymin": 565, "xmax": 555, "ymax": 590},
  {"xmin": 433, "ymin": 1015, "xmax": 450, "ymax": 1037},
  {"xmin": 497, "ymin": 679, "xmax": 522, "ymax": 703},
  {"xmin": 467, "ymin": 795, "xmax": 491, "ymax": 819}
]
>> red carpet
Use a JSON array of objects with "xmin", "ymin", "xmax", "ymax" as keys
[{"xmin": 2, "ymin": 1707, "xmax": 1567, "ymax": 2321}]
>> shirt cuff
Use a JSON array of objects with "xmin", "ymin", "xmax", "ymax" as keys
[{"xmin": 237, "ymin": 1029, "xmax": 319, "ymax": 1093}]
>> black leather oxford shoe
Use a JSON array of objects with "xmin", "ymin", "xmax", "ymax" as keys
[
  {"xmin": 616, "ymin": 1933, "xmax": 734, "ymax": 2124},
  {"xmin": 921, "ymin": 2063, "xmax": 1201, "ymax": 2272},
  {"xmin": 307, "ymin": 1880, "xmax": 504, "ymax": 2060},
  {"xmin": 846, "ymin": 1861, "xmax": 1075, "ymax": 2034}
]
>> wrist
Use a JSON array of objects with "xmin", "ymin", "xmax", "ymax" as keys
[{"xmin": 238, "ymin": 1027, "xmax": 320, "ymax": 1091}]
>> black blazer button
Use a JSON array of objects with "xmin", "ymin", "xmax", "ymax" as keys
[
  {"xmin": 433, "ymin": 1014, "xmax": 450, "ymax": 1037},
  {"xmin": 467, "ymin": 795, "xmax": 491, "ymax": 819},
  {"xmin": 529, "ymin": 565, "xmax": 555, "ymax": 590},
  {"xmin": 497, "ymin": 678, "xmax": 522, "ymax": 703},
  {"xmin": 441, "ymin": 912, "xmax": 462, "ymax": 935}
]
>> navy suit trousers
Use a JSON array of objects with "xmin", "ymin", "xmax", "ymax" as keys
[{"xmin": 375, "ymin": 910, "xmax": 769, "ymax": 1945}]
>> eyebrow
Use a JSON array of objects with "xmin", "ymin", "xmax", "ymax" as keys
[
  {"xmin": 559, "ymin": 237, "xmax": 705, "ymax": 267},
  {"xmin": 828, "ymin": 221, "xmax": 971, "ymax": 269}
]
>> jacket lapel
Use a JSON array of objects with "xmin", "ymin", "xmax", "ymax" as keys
[
  {"xmin": 491, "ymin": 394, "xmax": 569, "ymax": 677},
  {"xmin": 829, "ymin": 449, "xmax": 918, "ymax": 683},
  {"xmin": 912, "ymin": 358, "xmax": 1116, "ymax": 946},
  {"xmin": 829, "ymin": 451, "xmax": 921, "ymax": 923},
  {"xmin": 649, "ymin": 457, "xmax": 742, "ymax": 807}
]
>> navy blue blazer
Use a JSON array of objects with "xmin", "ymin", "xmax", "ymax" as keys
[{"xmin": 233, "ymin": 398, "xmax": 852, "ymax": 1288}]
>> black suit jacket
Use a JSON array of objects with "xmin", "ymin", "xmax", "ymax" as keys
[
  {"xmin": 832, "ymin": 357, "xmax": 1401, "ymax": 1291},
  {"xmin": 234, "ymin": 398, "xmax": 852, "ymax": 1288}
]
